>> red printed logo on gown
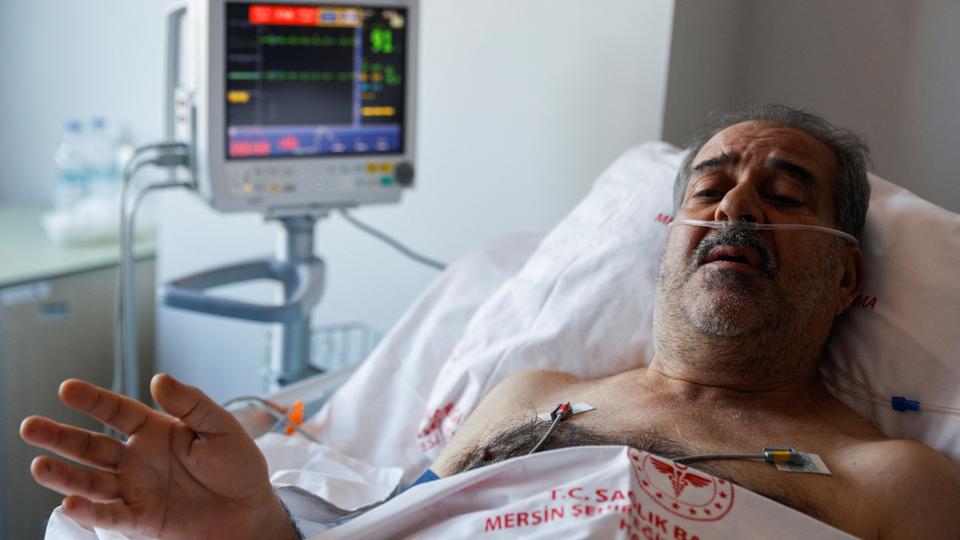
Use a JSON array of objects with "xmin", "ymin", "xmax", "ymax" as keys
[{"xmin": 629, "ymin": 448, "xmax": 735, "ymax": 521}]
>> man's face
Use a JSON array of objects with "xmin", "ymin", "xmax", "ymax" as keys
[{"xmin": 657, "ymin": 121, "xmax": 845, "ymax": 339}]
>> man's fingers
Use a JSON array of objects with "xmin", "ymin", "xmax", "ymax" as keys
[
  {"xmin": 151, "ymin": 373, "xmax": 237, "ymax": 435},
  {"xmin": 62, "ymin": 495, "xmax": 138, "ymax": 534},
  {"xmin": 20, "ymin": 416, "xmax": 123, "ymax": 469},
  {"xmin": 58, "ymin": 379, "xmax": 153, "ymax": 436},
  {"xmin": 31, "ymin": 456, "xmax": 120, "ymax": 502}
]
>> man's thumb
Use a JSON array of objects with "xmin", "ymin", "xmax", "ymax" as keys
[{"xmin": 151, "ymin": 373, "xmax": 238, "ymax": 435}]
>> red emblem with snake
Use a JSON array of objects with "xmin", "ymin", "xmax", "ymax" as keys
[{"xmin": 629, "ymin": 448, "xmax": 735, "ymax": 521}]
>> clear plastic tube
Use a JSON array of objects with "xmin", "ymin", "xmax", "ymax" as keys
[
  {"xmin": 821, "ymin": 371, "xmax": 960, "ymax": 416},
  {"xmin": 669, "ymin": 219, "xmax": 859, "ymax": 246}
]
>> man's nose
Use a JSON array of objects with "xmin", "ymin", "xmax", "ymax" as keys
[{"xmin": 714, "ymin": 185, "xmax": 764, "ymax": 223}]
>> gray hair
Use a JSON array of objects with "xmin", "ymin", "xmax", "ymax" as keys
[{"xmin": 673, "ymin": 104, "xmax": 872, "ymax": 241}]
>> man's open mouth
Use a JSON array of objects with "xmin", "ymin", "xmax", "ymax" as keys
[
  {"xmin": 702, "ymin": 245, "xmax": 763, "ymax": 269},
  {"xmin": 689, "ymin": 228, "xmax": 777, "ymax": 278}
]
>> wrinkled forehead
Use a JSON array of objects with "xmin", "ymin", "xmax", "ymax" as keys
[{"xmin": 693, "ymin": 121, "xmax": 837, "ymax": 184}]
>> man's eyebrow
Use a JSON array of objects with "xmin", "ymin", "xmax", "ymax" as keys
[
  {"xmin": 765, "ymin": 157, "xmax": 817, "ymax": 186},
  {"xmin": 691, "ymin": 153, "xmax": 734, "ymax": 173}
]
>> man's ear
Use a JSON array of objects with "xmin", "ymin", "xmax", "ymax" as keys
[{"xmin": 835, "ymin": 244, "xmax": 865, "ymax": 316}]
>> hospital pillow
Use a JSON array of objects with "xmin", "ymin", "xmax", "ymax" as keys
[{"xmin": 419, "ymin": 142, "xmax": 960, "ymax": 467}]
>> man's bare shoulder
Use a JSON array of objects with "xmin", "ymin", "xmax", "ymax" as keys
[
  {"xmin": 839, "ymin": 438, "xmax": 960, "ymax": 538},
  {"xmin": 488, "ymin": 369, "xmax": 587, "ymax": 396},
  {"xmin": 465, "ymin": 369, "xmax": 586, "ymax": 426}
]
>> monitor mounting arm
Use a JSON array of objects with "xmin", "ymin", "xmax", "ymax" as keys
[{"xmin": 162, "ymin": 215, "xmax": 325, "ymax": 389}]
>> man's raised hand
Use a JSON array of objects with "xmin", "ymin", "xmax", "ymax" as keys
[{"xmin": 20, "ymin": 374, "xmax": 299, "ymax": 539}]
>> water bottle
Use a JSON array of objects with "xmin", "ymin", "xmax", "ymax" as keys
[
  {"xmin": 87, "ymin": 116, "xmax": 119, "ymax": 196},
  {"xmin": 54, "ymin": 120, "xmax": 89, "ymax": 210}
]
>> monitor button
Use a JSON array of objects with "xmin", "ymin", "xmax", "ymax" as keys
[{"xmin": 395, "ymin": 162, "xmax": 414, "ymax": 186}]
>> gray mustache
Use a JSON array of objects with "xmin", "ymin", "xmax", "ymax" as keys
[{"xmin": 692, "ymin": 229, "xmax": 778, "ymax": 277}]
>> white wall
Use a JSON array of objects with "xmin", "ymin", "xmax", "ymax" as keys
[
  {"xmin": 662, "ymin": 0, "xmax": 960, "ymax": 213},
  {"xmin": 156, "ymin": 0, "xmax": 676, "ymax": 401},
  {"xmin": 0, "ymin": 0, "xmax": 176, "ymax": 205}
]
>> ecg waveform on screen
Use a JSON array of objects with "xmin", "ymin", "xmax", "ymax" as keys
[
  {"xmin": 228, "ymin": 70, "xmax": 357, "ymax": 82},
  {"xmin": 259, "ymin": 34, "xmax": 357, "ymax": 47},
  {"xmin": 227, "ymin": 66, "xmax": 400, "ymax": 86}
]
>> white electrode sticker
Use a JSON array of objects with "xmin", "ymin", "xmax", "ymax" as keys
[
  {"xmin": 775, "ymin": 452, "xmax": 832, "ymax": 475},
  {"xmin": 537, "ymin": 402, "xmax": 595, "ymax": 422}
]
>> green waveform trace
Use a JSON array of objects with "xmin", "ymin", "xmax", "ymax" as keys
[
  {"xmin": 260, "ymin": 34, "xmax": 358, "ymax": 47},
  {"xmin": 227, "ymin": 70, "xmax": 356, "ymax": 82}
]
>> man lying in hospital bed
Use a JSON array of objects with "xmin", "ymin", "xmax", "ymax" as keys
[{"xmin": 20, "ymin": 105, "xmax": 960, "ymax": 539}]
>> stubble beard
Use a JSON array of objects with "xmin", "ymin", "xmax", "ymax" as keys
[
  {"xmin": 675, "ymin": 229, "xmax": 783, "ymax": 338},
  {"xmin": 682, "ymin": 275, "xmax": 770, "ymax": 337},
  {"xmin": 654, "ymin": 229, "xmax": 839, "ymax": 382}
]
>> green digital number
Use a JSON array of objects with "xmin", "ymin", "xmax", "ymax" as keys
[{"xmin": 370, "ymin": 28, "xmax": 394, "ymax": 54}]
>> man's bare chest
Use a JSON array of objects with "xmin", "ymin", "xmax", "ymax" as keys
[{"xmin": 449, "ymin": 403, "xmax": 863, "ymax": 535}]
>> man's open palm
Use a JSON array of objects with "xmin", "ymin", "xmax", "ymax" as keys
[{"xmin": 20, "ymin": 374, "xmax": 295, "ymax": 539}]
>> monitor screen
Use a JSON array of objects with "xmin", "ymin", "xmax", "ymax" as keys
[{"xmin": 225, "ymin": 3, "xmax": 407, "ymax": 159}]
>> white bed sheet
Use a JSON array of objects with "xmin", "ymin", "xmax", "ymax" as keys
[{"xmin": 317, "ymin": 446, "xmax": 856, "ymax": 540}]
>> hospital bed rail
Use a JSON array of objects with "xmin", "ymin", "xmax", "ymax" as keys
[{"xmin": 224, "ymin": 321, "xmax": 381, "ymax": 439}]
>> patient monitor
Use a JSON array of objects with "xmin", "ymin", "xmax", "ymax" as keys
[
  {"xmin": 160, "ymin": 0, "xmax": 419, "ymax": 390},
  {"xmin": 171, "ymin": 0, "xmax": 417, "ymax": 214}
]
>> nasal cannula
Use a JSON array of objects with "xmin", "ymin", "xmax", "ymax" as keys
[{"xmin": 669, "ymin": 219, "xmax": 859, "ymax": 246}]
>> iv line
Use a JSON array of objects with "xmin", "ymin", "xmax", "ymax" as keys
[{"xmin": 669, "ymin": 219, "xmax": 859, "ymax": 246}]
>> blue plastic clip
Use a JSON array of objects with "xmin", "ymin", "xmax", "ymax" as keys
[{"xmin": 891, "ymin": 396, "xmax": 920, "ymax": 412}]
